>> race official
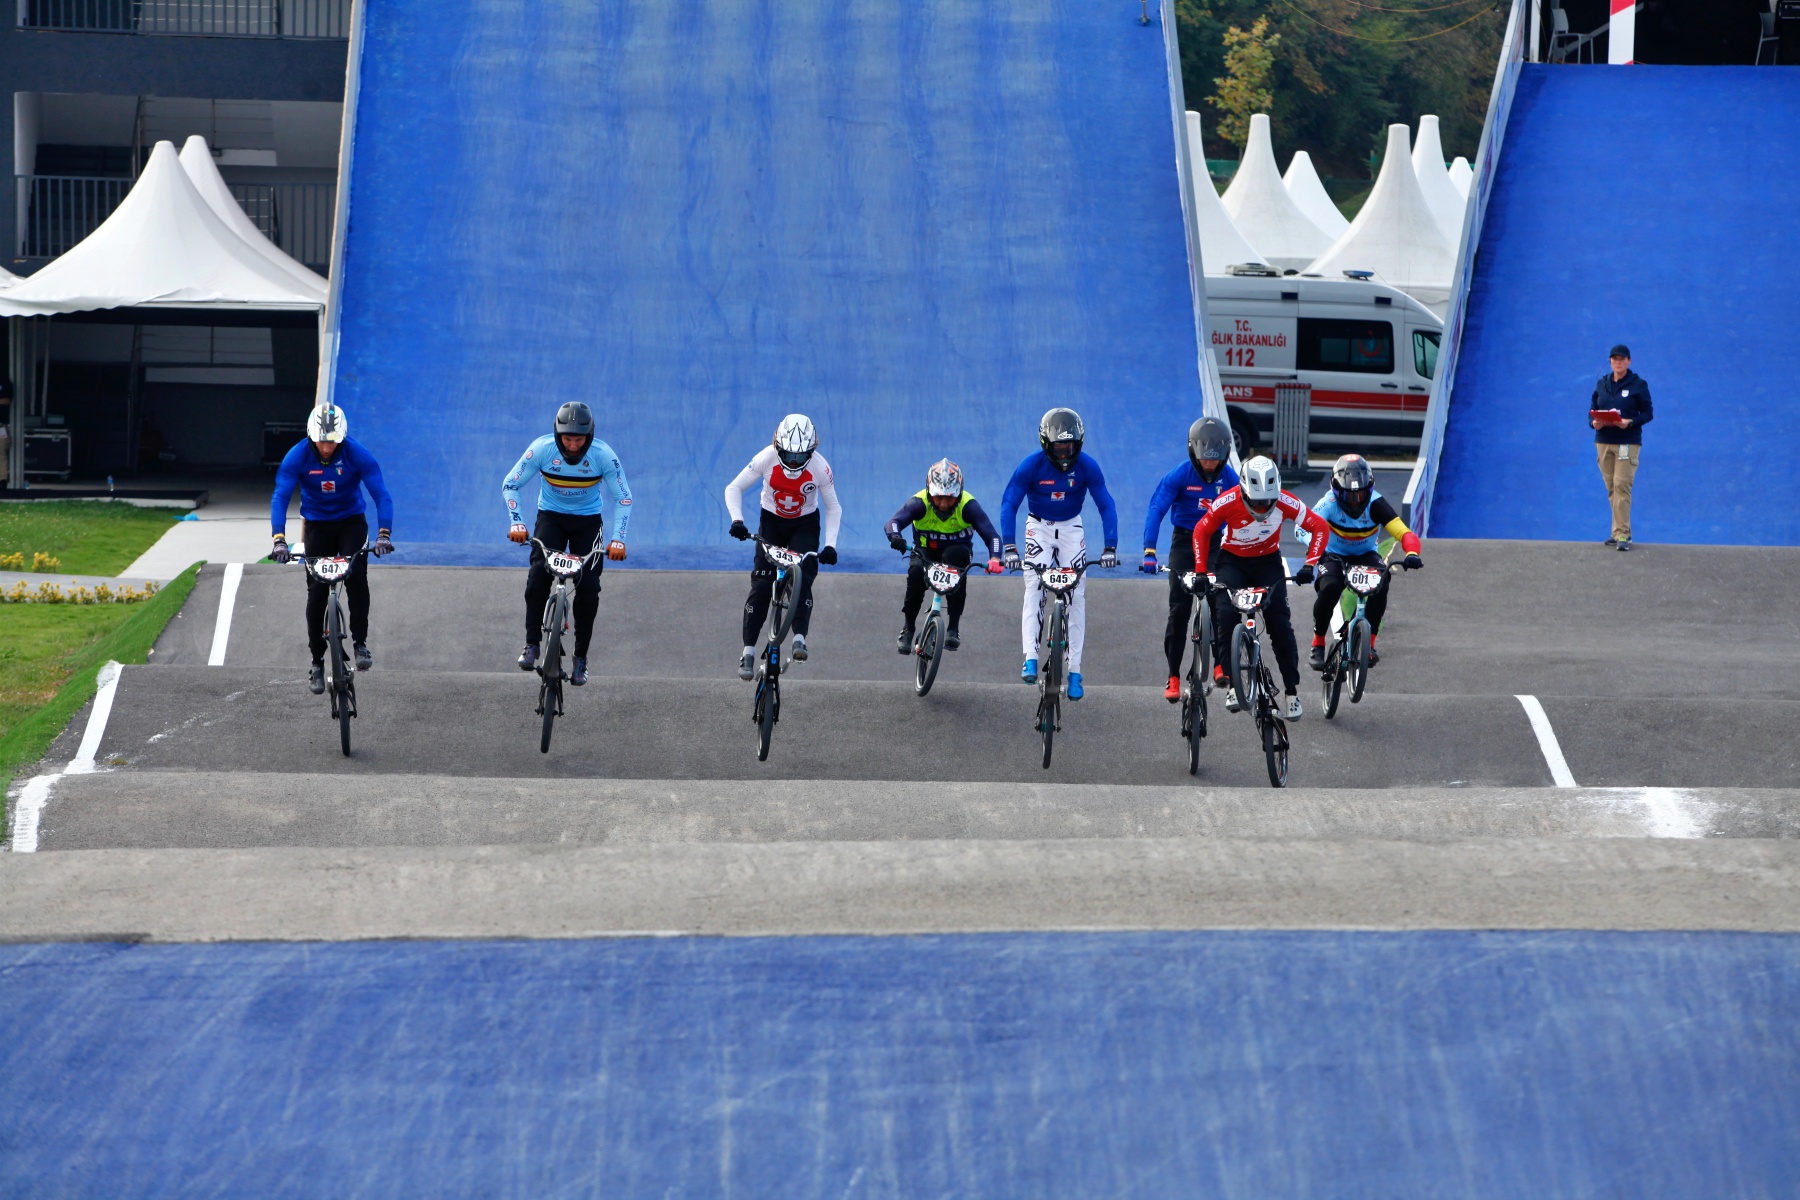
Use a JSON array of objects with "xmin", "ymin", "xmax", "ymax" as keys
[{"xmin": 1590, "ymin": 343, "xmax": 1652, "ymax": 551}]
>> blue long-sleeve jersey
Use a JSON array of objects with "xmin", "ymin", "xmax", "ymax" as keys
[
  {"xmin": 998, "ymin": 451, "xmax": 1119, "ymax": 549},
  {"xmin": 502, "ymin": 434, "xmax": 633, "ymax": 540},
  {"xmin": 271, "ymin": 437, "xmax": 394, "ymax": 534},
  {"xmin": 1142, "ymin": 461, "xmax": 1240, "ymax": 549}
]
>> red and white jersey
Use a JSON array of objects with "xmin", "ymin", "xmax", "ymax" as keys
[
  {"xmin": 725, "ymin": 445, "xmax": 843, "ymax": 545},
  {"xmin": 1191, "ymin": 487, "xmax": 1328, "ymax": 567}
]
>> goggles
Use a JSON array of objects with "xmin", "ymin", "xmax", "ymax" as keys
[{"xmin": 777, "ymin": 448, "xmax": 814, "ymax": 471}]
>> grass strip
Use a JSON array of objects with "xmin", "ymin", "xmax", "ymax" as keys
[
  {"xmin": 1, "ymin": 561, "xmax": 202, "ymax": 806},
  {"xmin": 0, "ymin": 499, "xmax": 182, "ymax": 575}
]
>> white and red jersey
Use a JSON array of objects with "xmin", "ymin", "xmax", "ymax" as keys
[
  {"xmin": 1191, "ymin": 487, "xmax": 1327, "ymax": 567},
  {"xmin": 725, "ymin": 445, "xmax": 843, "ymax": 544}
]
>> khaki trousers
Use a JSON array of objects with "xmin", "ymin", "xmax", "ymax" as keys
[{"xmin": 1596, "ymin": 442, "xmax": 1641, "ymax": 542}]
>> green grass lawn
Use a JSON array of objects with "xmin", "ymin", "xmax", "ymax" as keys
[
  {"xmin": 1, "ymin": 563, "xmax": 200, "ymax": 802},
  {"xmin": 0, "ymin": 499, "xmax": 182, "ymax": 575}
]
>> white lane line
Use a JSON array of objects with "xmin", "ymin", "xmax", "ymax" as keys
[
  {"xmin": 8, "ymin": 661, "xmax": 125, "ymax": 852},
  {"xmin": 207, "ymin": 562, "xmax": 243, "ymax": 666},
  {"xmin": 1516, "ymin": 694, "xmax": 1577, "ymax": 788}
]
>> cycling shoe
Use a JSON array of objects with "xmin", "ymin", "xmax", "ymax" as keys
[
  {"xmin": 737, "ymin": 650, "xmax": 755, "ymax": 681},
  {"xmin": 1285, "ymin": 693, "xmax": 1304, "ymax": 721},
  {"xmin": 1067, "ymin": 672, "xmax": 1084, "ymax": 701},
  {"xmin": 792, "ymin": 635, "xmax": 809, "ymax": 662},
  {"xmin": 517, "ymin": 645, "xmax": 538, "ymax": 672},
  {"xmin": 944, "ymin": 627, "xmax": 960, "ymax": 651},
  {"xmin": 308, "ymin": 662, "xmax": 325, "ymax": 695},
  {"xmin": 897, "ymin": 626, "xmax": 915, "ymax": 655},
  {"xmin": 571, "ymin": 657, "xmax": 588, "ymax": 686},
  {"xmin": 1021, "ymin": 657, "xmax": 1039, "ymax": 685},
  {"xmin": 354, "ymin": 642, "xmax": 372, "ymax": 672}
]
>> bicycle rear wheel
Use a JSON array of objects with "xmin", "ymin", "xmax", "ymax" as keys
[
  {"xmin": 1230, "ymin": 624, "xmax": 1259, "ymax": 710},
  {"xmin": 914, "ymin": 612, "xmax": 942, "ymax": 697},
  {"xmin": 755, "ymin": 657, "xmax": 778, "ymax": 761},
  {"xmin": 1261, "ymin": 713, "xmax": 1289, "ymax": 788},
  {"xmin": 1322, "ymin": 638, "xmax": 1346, "ymax": 719},
  {"xmin": 328, "ymin": 595, "xmax": 353, "ymax": 757},
  {"xmin": 1349, "ymin": 618, "xmax": 1371, "ymax": 703}
]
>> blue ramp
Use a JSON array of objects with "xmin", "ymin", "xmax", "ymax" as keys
[
  {"xmin": 5, "ymin": 933, "xmax": 1798, "ymax": 1196},
  {"xmin": 1431, "ymin": 67, "xmax": 1800, "ymax": 545},
  {"xmin": 333, "ymin": 1, "xmax": 1203, "ymax": 553}
]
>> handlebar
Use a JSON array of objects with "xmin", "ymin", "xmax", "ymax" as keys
[
  {"xmin": 526, "ymin": 536, "xmax": 608, "ymax": 566},
  {"xmin": 751, "ymin": 534, "xmax": 820, "ymax": 560}
]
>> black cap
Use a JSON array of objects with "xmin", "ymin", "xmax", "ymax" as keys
[{"xmin": 1608, "ymin": 344, "xmax": 1631, "ymax": 359}]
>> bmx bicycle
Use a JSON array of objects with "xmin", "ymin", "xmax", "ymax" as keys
[
  {"xmin": 527, "ymin": 536, "xmax": 606, "ymax": 754},
  {"xmin": 1022, "ymin": 560, "xmax": 1086, "ymax": 769},
  {"xmin": 1173, "ymin": 570, "xmax": 1214, "ymax": 775},
  {"xmin": 291, "ymin": 545, "xmax": 370, "ymax": 757},
  {"xmin": 1320, "ymin": 558, "xmax": 1391, "ymax": 720},
  {"xmin": 749, "ymin": 535, "xmax": 819, "ymax": 761},
  {"xmin": 909, "ymin": 559, "xmax": 964, "ymax": 697},
  {"xmin": 1223, "ymin": 577, "xmax": 1299, "ymax": 788}
]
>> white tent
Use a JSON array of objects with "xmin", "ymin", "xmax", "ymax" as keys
[
  {"xmin": 0, "ymin": 140, "xmax": 325, "ymax": 316},
  {"xmin": 1411, "ymin": 115, "xmax": 1466, "ymax": 246},
  {"xmin": 179, "ymin": 135, "xmax": 328, "ymax": 300},
  {"xmin": 1184, "ymin": 111, "xmax": 1265, "ymax": 274},
  {"xmin": 1306, "ymin": 124, "xmax": 1455, "ymax": 315},
  {"xmin": 1220, "ymin": 114, "xmax": 1332, "ymax": 272},
  {"xmin": 1449, "ymin": 156, "xmax": 1473, "ymax": 199},
  {"xmin": 1281, "ymin": 150, "xmax": 1349, "ymax": 239}
]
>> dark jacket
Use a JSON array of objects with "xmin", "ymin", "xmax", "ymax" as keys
[{"xmin": 1591, "ymin": 370, "xmax": 1653, "ymax": 445}]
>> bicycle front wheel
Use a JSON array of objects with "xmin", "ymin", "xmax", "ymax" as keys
[
  {"xmin": 770, "ymin": 574, "xmax": 798, "ymax": 644},
  {"xmin": 755, "ymin": 659, "xmax": 778, "ymax": 761},
  {"xmin": 1349, "ymin": 619, "xmax": 1371, "ymax": 703},
  {"xmin": 914, "ymin": 612, "xmax": 942, "ymax": 697},
  {"xmin": 1196, "ymin": 599, "xmax": 1214, "ymax": 685},
  {"xmin": 1261, "ymin": 715, "xmax": 1289, "ymax": 788},
  {"xmin": 1230, "ymin": 624, "xmax": 1259, "ymax": 711},
  {"xmin": 539, "ymin": 596, "xmax": 565, "ymax": 753},
  {"xmin": 1185, "ymin": 676, "xmax": 1207, "ymax": 776},
  {"xmin": 1038, "ymin": 692, "xmax": 1057, "ymax": 769},
  {"xmin": 328, "ymin": 595, "xmax": 353, "ymax": 757}
]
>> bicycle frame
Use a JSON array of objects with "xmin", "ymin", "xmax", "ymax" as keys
[
  {"xmin": 1322, "ymin": 557, "xmax": 1392, "ymax": 717},
  {"xmin": 749, "ymin": 535, "xmax": 820, "ymax": 760},
  {"xmin": 1022, "ymin": 560, "xmax": 1085, "ymax": 769},
  {"xmin": 525, "ymin": 535, "xmax": 607, "ymax": 752},
  {"xmin": 911, "ymin": 558, "xmax": 963, "ymax": 698},
  {"xmin": 290, "ymin": 545, "xmax": 372, "ymax": 756}
]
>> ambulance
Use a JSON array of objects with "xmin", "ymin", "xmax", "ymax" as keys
[{"xmin": 1205, "ymin": 266, "xmax": 1444, "ymax": 459}]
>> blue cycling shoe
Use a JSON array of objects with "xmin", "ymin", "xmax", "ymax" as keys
[
  {"xmin": 1067, "ymin": 672, "xmax": 1084, "ymax": 701},
  {"xmin": 1021, "ymin": 657, "xmax": 1039, "ymax": 684}
]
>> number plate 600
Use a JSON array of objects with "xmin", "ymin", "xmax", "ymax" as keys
[{"xmin": 545, "ymin": 551, "xmax": 584, "ymax": 576}]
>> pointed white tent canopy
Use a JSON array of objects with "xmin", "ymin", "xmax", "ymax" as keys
[
  {"xmin": 1282, "ymin": 150, "xmax": 1349, "ymax": 239},
  {"xmin": 1306, "ymin": 124, "xmax": 1455, "ymax": 315},
  {"xmin": 1411, "ymin": 115, "xmax": 1466, "ymax": 245},
  {"xmin": 1449, "ymin": 156, "xmax": 1473, "ymax": 199},
  {"xmin": 0, "ymin": 141, "xmax": 324, "ymax": 316},
  {"xmin": 179, "ymin": 135, "xmax": 327, "ymax": 299},
  {"xmin": 1221, "ymin": 114, "xmax": 1332, "ymax": 271},
  {"xmin": 1184, "ymin": 111, "xmax": 1265, "ymax": 274}
]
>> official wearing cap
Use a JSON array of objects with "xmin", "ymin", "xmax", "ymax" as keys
[{"xmin": 1590, "ymin": 343, "xmax": 1653, "ymax": 551}]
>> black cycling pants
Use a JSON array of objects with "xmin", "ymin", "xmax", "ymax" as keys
[
  {"xmin": 525, "ymin": 510, "xmax": 605, "ymax": 657},
  {"xmin": 1161, "ymin": 525, "xmax": 1230, "ymax": 677},
  {"xmin": 901, "ymin": 541, "xmax": 974, "ymax": 627},
  {"xmin": 1312, "ymin": 551, "xmax": 1390, "ymax": 637},
  {"xmin": 302, "ymin": 514, "xmax": 369, "ymax": 662},
  {"xmin": 1213, "ymin": 551, "xmax": 1301, "ymax": 692},
  {"xmin": 743, "ymin": 509, "xmax": 820, "ymax": 646}
]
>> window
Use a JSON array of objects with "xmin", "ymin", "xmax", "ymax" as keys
[
  {"xmin": 1413, "ymin": 329, "xmax": 1441, "ymax": 380},
  {"xmin": 1297, "ymin": 318, "xmax": 1394, "ymax": 374}
]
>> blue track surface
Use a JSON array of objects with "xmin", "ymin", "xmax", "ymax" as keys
[
  {"xmin": 1432, "ymin": 67, "xmax": 1800, "ymax": 545},
  {"xmin": 335, "ymin": 0, "xmax": 1203, "ymax": 556},
  {"xmin": 5, "ymin": 931, "xmax": 1797, "ymax": 1197}
]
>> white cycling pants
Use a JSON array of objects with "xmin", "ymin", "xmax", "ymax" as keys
[{"xmin": 1021, "ymin": 515, "xmax": 1087, "ymax": 673}]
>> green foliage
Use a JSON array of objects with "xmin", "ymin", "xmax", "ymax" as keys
[
  {"xmin": 1178, "ymin": 0, "xmax": 1506, "ymax": 182},
  {"xmin": 0, "ymin": 562, "xmax": 200, "ymax": 803},
  {"xmin": 0, "ymin": 500, "xmax": 181, "ymax": 575},
  {"xmin": 1211, "ymin": 17, "xmax": 1280, "ymax": 148}
]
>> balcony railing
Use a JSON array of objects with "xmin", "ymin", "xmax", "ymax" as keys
[
  {"xmin": 21, "ymin": 0, "xmax": 349, "ymax": 38},
  {"xmin": 17, "ymin": 175, "xmax": 335, "ymax": 271}
]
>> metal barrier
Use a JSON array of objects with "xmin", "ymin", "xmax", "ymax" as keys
[
  {"xmin": 20, "ymin": 0, "xmax": 349, "ymax": 37},
  {"xmin": 16, "ymin": 175, "xmax": 334, "ymax": 270},
  {"xmin": 1272, "ymin": 381, "xmax": 1311, "ymax": 475},
  {"xmin": 1403, "ymin": 0, "xmax": 1530, "ymax": 533},
  {"xmin": 15, "ymin": 176, "xmax": 132, "ymax": 258}
]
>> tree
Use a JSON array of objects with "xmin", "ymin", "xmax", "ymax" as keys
[{"xmin": 1210, "ymin": 17, "xmax": 1279, "ymax": 148}]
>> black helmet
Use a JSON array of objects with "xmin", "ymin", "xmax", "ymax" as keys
[
  {"xmin": 1039, "ymin": 407, "xmax": 1084, "ymax": 470},
  {"xmin": 1331, "ymin": 453, "xmax": 1374, "ymax": 517},
  {"xmin": 554, "ymin": 402, "xmax": 594, "ymax": 459},
  {"xmin": 1188, "ymin": 416, "xmax": 1232, "ymax": 481}
]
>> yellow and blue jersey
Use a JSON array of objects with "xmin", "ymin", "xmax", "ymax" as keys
[
  {"xmin": 502, "ymin": 434, "xmax": 633, "ymax": 539},
  {"xmin": 1312, "ymin": 489, "xmax": 1415, "ymax": 559}
]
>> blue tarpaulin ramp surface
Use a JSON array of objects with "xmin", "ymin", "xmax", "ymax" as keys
[
  {"xmin": 336, "ymin": 0, "xmax": 1205, "ymax": 555},
  {"xmin": 1431, "ymin": 67, "xmax": 1800, "ymax": 545}
]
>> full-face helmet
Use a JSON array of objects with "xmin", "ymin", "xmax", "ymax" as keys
[{"xmin": 1038, "ymin": 408, "xmax": 1084, "ymax": 471}]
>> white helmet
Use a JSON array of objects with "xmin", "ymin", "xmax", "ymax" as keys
[
  {"xmin": 773, "ymin": 414, "xmax": 818, "ymax": 473},
  {"xmin": 1239, "ymin": 455, "xmax": 1281, "ymax": 512},
  {"xmin": 926, "ymin": 458, "xmax": 963, "ymax": 498},
  {"xmin": 307, "ymin": 402, "xmax": 348, "ymax": 444}
]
